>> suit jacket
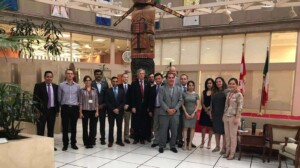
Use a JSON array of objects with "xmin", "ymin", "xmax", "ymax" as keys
[
  {"xmin": 105, "ymin": 87, "xmax": 125, "ymax": 113},
  {"xmin": 92, "ymin": 80, "xmax": 108, "ymax": 105},
  {"xmin": 118, "ymin": 83, "xmax": 131, "ymax": 106},
  {"xmin": 130, "ymin": 79, "xmax": 151, "ymax": 111},
  {"xmin": 148, "ymin": 83, "xmax": 164, "ymax": 113},
  {"xmin": 159, "ymin": 85, "xmax": 183, "ymax": 116},
  {"xmin": 33, "ymin": 82, "xmax": 59, "ymax": 113}
]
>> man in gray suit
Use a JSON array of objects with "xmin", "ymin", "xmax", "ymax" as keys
[
  {"xmin": 92, "ymin": 69, "xmax": 109, "ymax": 145},
  {"xmin": 158, "ymin": 72, "xmax": 183, "ymax": 153}
]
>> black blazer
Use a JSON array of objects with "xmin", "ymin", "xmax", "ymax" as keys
[
  {"xmin": 105, "ymin": 87, "xmax": 125, "ymax": 113},
  {"xmin": 92, "ymin": 80, "xmax": 108, "ymax": 105},
  {"xmin": 118, "ymin": 83, "xmax": 131, "ymax": 106},
  {"xmin": 130, "ymin": 79, "xmax": 151, "ymax": 110},
  {"xmin": 33, "ymin": 82, "xmax": 59, "ymax": 113},
  {"xmin": 148, "ymin": 83, "xmax": 164, "ymax": 113}
]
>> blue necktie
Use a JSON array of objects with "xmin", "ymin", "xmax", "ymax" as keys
[{"xmin": 113, "ymin": 87, "xmax": 118, "ymax": 100}]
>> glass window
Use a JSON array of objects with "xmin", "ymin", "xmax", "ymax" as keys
[
  {"xmin": 200, "ymin": 36, "xmax": 221, "ymax": 64},
  {"xmin": 270, "ymin": 32, "xmax": 297, "ymax": 63},
  {"xmin": 162, "ymin": 38, "xmax": 180, "ymax": 65},
  {"xmin": 154, "ymin": 39, "xmax": 162, "ymax": 65},
  {"xmin": 72, "ymin": 33, "xmax": 92, "ymax": 63},
  {"xmin": 57, "ymin": 32, "xmax": 71, "ymax": 61},
  {"xmin": 245, "ymin": 33, "xmax": 270, "ymax": 63},
  {"xmin": 222, "ymin": 34, "xmax": 245, "ymax": 64},
  {"xmin": 115, "ymin": 39, "xmax": 130, "ymax": 65},
  {"xmin": 180, "ymin": 37, "xmax": 200, "ymax": 65},
  {"xmin": 93, "ymin": 36, "xmax": 111, "ymax": 64}
]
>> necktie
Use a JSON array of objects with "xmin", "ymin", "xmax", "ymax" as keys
[
  {"xmin": 183, "ymin": 86, "xmax": 187, "ymax": 92},
  {"xmin": 113, "ymin": 87, "xmax": 118, "ymax": 100},
  {"xmin": 124, "ymin": 84, "xmax": 127, "ymax": 93},
  {"xmin": 140, "ymin": 80, "xmax": 144, "ymax": 98},
  {"xmin": 47, "ymin": 84, "xmax": 51, "ymax": 108},
  {"xmin": 156, "ymin": 85, "xmax": 160, "ymax": 106}
]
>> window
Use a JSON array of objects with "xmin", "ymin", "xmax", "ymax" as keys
[
  {"xmin": 245, "ymin": 33, "xmax": 270, "ymax": 63},
  {"xmin": 180, "ymin": 37, "xmax": 200, "ymax": 65},
  {"xmin": 222, "ymin": 34, "xmax": 245, "ymax": 64},
  {"xmin": 270, "ymin": 32, "xmax": 297, "ymax": 63},
  {"xmin": 200, "ymin": 36, "xmax": 222, "ymax": 64},
  {"xmin": 162, "ymin": 38, "xmax": 180, "ymax": 65}
]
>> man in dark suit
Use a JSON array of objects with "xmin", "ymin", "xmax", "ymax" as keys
[
  {"xmin": 33, "ymin": 71, "xmax": 59, "ymax": 151},
  {"xmin": 130, "ymin": 68, "xmax": 151, "ymax": 144},
  {"xmin": 106, "ymin": 76, "xmax": 125, "ymax": 147},
  {"xmin": 118, "ymin": 73, "xmax": 132, "ymax": 144},
  {"xmin": 92, "ymin": 69, "xmax": 109, "ymax": 145},
  {"xmin": 149, "ymin": 73, "xmax": 164, "ymax": 147}
]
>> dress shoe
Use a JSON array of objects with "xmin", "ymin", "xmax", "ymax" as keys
[
  {"xmin": 133, "ymin": 140, "xmax": 139, "ymax": 144},
  {"xmin": 124, "ymin": 139, "xmax": 130, "ymax": 144},
  {"xmin": 147, "ymin": 138, "xmax": 152, "ymax": 142},
  {"xmin": 151, "ymin": 143, "xmax": 159, "ymax": 148},
  {"xmin": 177, "ymin": 143, "xmax": 183, "ymax": 148},
  {"xmin": 212, "ymin": 146, "xmax": 220, "ymax": 152},
  {"xmin": 108, "ymin": 143, "xmax": 113, "ymax": 147},
  {"xmin": 116, "ymin": 142, "xmax": 125, "ymax": 146},
  {"xmin": 71, "ymin": 145, "xmax": 78, "ymax": 150},
  {"xmin": 159, "ymin": 147, "xmax": 164, "ymax": 153},
  {"xmin": 62, "ymin": 146, "xmax": 68, "ymax": 151},
  {"xmin": 140, "ymin": 140, "xmax": 145, "ymax": 144},
  {"xmin": 101, "ymin": 141, "xmax": 106, "ymax": 145},
  {"xmin": 192, "ymin": 143, "xmax": 196, "ymax": 148},
  {"xmin": 85, "ymin": 145, "xmax": 92, "ymax": 149},
  {"xmin": 170, "ymin": 148, "xmax": 178, "ymax": 153},
  {"xmin": 54, "ymin": 147, "xmax": 57, "ymax": 151}
]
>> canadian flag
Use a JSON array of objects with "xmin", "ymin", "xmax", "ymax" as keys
[{"xmin": 239, "ymin": 48, "xmax": 246, "ymax": 95}]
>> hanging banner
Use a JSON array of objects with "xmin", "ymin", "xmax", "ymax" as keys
[{"xmin": 51, "ymin": 0, "xmax": 70, "ymax": 19}]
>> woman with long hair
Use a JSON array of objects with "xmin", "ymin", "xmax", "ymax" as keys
[
  {"xmin": 199, "ymin": 78, "xmax": 214, "ymax": 149},
  {"xmin": 211, "ymin": 77, "xmax": 228, "ymax": 154},
  {"xmin": 223, "ymin": 78, "xmax": 243, "ymax": 160},
  {"xmin": 182, "ymin": 80, "xmax": 200, "ymax": 150}
]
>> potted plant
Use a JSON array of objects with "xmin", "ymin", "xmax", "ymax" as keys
[{"xmin": 0, "ymin": 83, "xmax": 38, "ymax": 139}]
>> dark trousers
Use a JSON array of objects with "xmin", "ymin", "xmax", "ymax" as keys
[
  {"xmin": 98, "ymin": 108, "xmax": 107, "ymax": 142},
  {"xmin": 108, "ymin": 111, "xmax": 123, "ymax": 143},
  {"xmin": 37, "ymin": 107, "xmax": 56, "ymax": 137},
  {"xmin": 82, "ymin": 110, "xmax": 97, "ymax": 146},
  {"xmin": 61, "ymin": 105, "xmax": 79, "ymax": 146},
  {"xmin": 132, "ymin": 112, "xmax": 147, "ymax": 141}
]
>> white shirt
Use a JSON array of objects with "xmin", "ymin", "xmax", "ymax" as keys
[{"xmin": 96, "ymin": 81, "xmax": 102, "ymax": 94}]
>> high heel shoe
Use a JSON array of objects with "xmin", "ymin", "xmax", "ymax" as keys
[
  {"xmin": 227, "ymin": 154, "xmax": 235, "ymax": 160},
  {"xmin": 188, "ymin": 143, "xmax": 192, "ymax": 151},
  {"xmin": 182, "ymin": 142, "xmax": 186, "ymax": 150},
  {"xmin": 200, "ymin": 142, "xmax": 204, "ymax": 148},
  {"xmin": 207, "ymin": 141, "xmax": 211, "ymax": 149},
  {"xmin": 212, "ymin": 146, "xmax": 220, "ymax": 152},
  {"xmin": 219, "ymin": 149, "xmax": 226, "ymax": 155}
]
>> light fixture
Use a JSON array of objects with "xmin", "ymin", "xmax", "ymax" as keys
[
  {"xmin": 223, "ymin": 8, "xmax": 233, "ymax": 24},
  {"xmin": 289, "ymin": 6, "xmax": 297, "ymax": 18}
]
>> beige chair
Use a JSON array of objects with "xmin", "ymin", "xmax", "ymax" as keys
[
  {"xmin": 278, "ymin": 137, "xmax": 300, "ymax": 168},
  {"xmin": 263, "ymin": 125, "xmax": 300, "ymax": 162}
]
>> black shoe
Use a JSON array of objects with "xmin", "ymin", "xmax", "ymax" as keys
[
  {"xmin": 71, "ymin": 145, "xmax": 78, "ymax": 150},
  {"xmin": 92, "ymin": 142, "xmax": 96, "ymax": 145},
  {"xmin": 85, "ymin": 145, "xmax": 92, "ymax": 149},
  {"xmin": 147, "ymin": 138, "xmax": 152, "ymax": 142},
  {"xmin": 116, "ymin": 142, "xmax": 125, "ymax": 146},
  {"xmin": 177, "ymin": 143, "xmax": 183, "ymax": 148},
  {"xmin": 101, "ymin": 141, "xmax": 106, "ymax": 145},
  {"xmin": 159, "ymin": 147, "xmax": 164, "ymax": 153},
  {"xmin": 108, "ymin": 143, "xmax": 113, "ymax": 147},
  {"xmin": 170, "ymin": 148, "xmax": 178, "ymax": 153},
  {"xmin": 133, "ymin": 140, "xmax": 139, "ymax": 144},
  {"xmin": 151, "ymin": 143, "xmax": 159, "ymax": 148},
  {"xmin": 54, "ymin": 147, "xmax": 57, "ymax": 151},
  {"xmin": 140, "ymin": 140, "xmax": 145, "ymax": 144},
  {"xmin": 124, "ymin": 139, "xmax": 130, "ymax": 144},
  {"xmin": 192, "ymin": 143, "xmax": 196, "ymax": 148},
  {"xmin": 62, "ymin": 146, "xmax": 68, "ymax": 151}
]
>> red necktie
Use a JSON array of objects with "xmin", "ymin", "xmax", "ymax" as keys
[{"xmin": 140, "ymin": 80, "xmax": 144, "ymax": 98}]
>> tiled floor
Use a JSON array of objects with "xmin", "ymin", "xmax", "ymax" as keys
[{"xmin": 54, "ymin": 120, "xmax": 293, "ymax": 168}]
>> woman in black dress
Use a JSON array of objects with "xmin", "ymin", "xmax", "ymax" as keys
[
  {"xmin": 199, "ymin": 78, "xmax": 214, "ymax": 149},
  {"xmin": 211, "ymin": 77, "xmax": 228, "ymax": 154}
]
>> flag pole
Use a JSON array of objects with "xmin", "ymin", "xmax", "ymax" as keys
[{"xmin": 259, "ymin": 79, "xmax": 264, "ymax": 115}]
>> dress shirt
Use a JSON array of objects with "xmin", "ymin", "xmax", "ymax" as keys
[
  {"xmin": 58, "ymin": 81, "xmax": 80, "ymax": 105},
  {"xmin": 96, "ymin": 81, "xmax": 102, "ymax": 94}
]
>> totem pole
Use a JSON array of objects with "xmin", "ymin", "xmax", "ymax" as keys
[{"xmin": 113, "ymin": 0, "xmax": 183, "ymax": 79}]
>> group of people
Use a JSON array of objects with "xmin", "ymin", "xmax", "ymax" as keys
[{"xmin": 33, "ymin": 66, "xmax": 243, "ymax": 159}]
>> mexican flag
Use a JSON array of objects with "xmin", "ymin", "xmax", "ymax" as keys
[
  {"xmin": 239, "ymin": 47, "xmax": 246, "ymax": 95},
  {"xmin": 261, "ymin": 49, "xmax": 269, "ymax": 106}
]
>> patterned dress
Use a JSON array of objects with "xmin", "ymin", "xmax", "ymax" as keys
[{"xmin": 182, "ymin": 92, "xmax": 199, "ymax": 128}]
